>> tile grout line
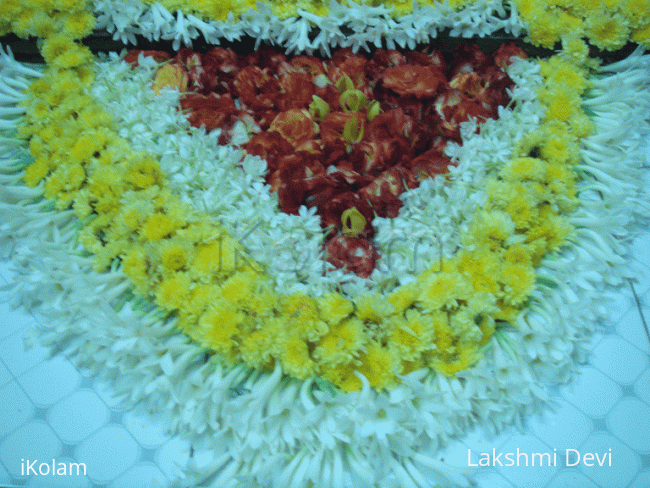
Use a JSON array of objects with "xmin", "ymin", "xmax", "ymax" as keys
[{"xmin": 629, "ymin": 279, "xmax": 650, "ymax": 347}]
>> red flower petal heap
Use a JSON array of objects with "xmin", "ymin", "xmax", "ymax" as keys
[{"xmin": 128, "ymin": 43, "xmax": 526, "ymax": 277}]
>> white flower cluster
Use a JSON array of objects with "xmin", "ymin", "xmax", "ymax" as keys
[{"xmin": 92, "ymin": 0, "xmax": 527, "ymax": 54}]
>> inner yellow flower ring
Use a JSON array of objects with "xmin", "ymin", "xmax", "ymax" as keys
[{"xmin": 1, "ymin": 0, "xmax": 649, "ymax": 487}]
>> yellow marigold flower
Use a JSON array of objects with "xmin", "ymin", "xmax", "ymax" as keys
[
  {"xmin": 181, "ymin": 283, "xmax": 220, "ymax": 319},
  {"xmin": 466, "ymin": 290, "xmax": 499, "ymax": 320},
  {"xmin": 507, "ymin": 183, "xmax": 544, "ymax": 228},
  {"xmin": 540, "ymin": 86, "xmax": 581, "ymax": 123},
  {"xmin": 432, "ymin": 343, "xmax": 481, "ymax": 376},
  {"xmin": 115, "ymin": 198, "xmax": 154, "ymax": 232},
  {"xmin": 62, "ymin": 10, "xmax": 96, "ymax": 39},
  {"xmin": 268, "ymin": 1, "xmax": 298, "ymax": 19},
  {"xmin": 418, "ymin": 270, "xmax": 472, "ymax": 311},
  {"xmin": 121, "ymin": 247, "xmax": 151, "ymax": 295},
  {"xmin": 279, "ymin": 293, "xmax": 328, "ymax": 341},
  {"xmin": 631, "ymin": 22, "xmax": 650, "ymax": 46},
  {"xmin": 499, "ymin": 157, "xmax": 546, "ymax": 182},
  {"xmin": 279, "ymin": 336, "xmax": 316, "ymax": 380},
  {"xmin": 429, "ymin": 310, "xmax": 454, "ymax": 358},
  {"xmin": 69, "ymin": 133, "xmax": 99, "ymax": 165},
  {"xmin": 313, "ymin": 318, "xmax": 366, "ymax": 366},
  {"xmin": 355, "ymin": 341, "xmax": 401, "ymax": 391},
  {"xmin": 449, "ymin": 306, "xmax": 483, "ymax": 343},
  {"xmin": 540, "ymin": 125, "xmax": 581, "ymax": 165},
  {"xmin": 246, "ymin": 286, "xmax": 277, "ymax": 318},
  {"xmin": 540, "ymin": 57, "xmax": 591, "ymax": 94},
  {"xmin": 456, "ymin": 250, "xmax": 501, "ymax": 295},
  {"xmin": 499, "ymin": 262, "xmax": 536, "ymax": 306},
  {"xmin": 567, "ymin": 111, "xmax": 594, "ymax": 138},
  {"xmin": 464, "ymin": 210, "xmax": 516, "ymax": 250},
  {"xmin": 560, "ymin": 34, "xmax": 591, "ymax": 66},
  {"xmin": 527, "ymin": 211, "xmax": 574, "ymax": 252},
  {"xmin": 198, "ymin": 298, "xmax": 244, "ymax": 351},
  {"xmin": 240, "ymin": 326, "xmax": 277, "ymax": 370},
  {"xmin": 525, "ymin": 8, "xmax": 571, "ymax": 48},
  {"xmin": 544, "ymin": 163, "xmax": 577, "ymax": 208},
  {"xmin": 387, "ymin": 281, "xmax": 419, "ymax": 316},
  {"xmin": 141, "ymin": 213, "xmax": 178, "ymax": 241},
  {"xmin": 503, "ymin": 244, "xmax": 534, "ymax": 266},
  {"xmin": 219, "ymin": 235, "xmax": 251, "ymax": 275},
  {"xmin": 77, "ymin": 106, "xmax": 114, "ymax": 131},
  {"xmin": 384, "ymin": 0, "xmax": 414, "ymax": 17},
  {"xmin": 43, "ymin": 163, "xmax": 85, "ymax": 203},
  {"xmin": 316, "ymin": 293, "xmax": 354, "ymax": 325},
  {"xmin": 123, "ymin": 152, "xmax": 164, "ymax": 190},
  {"xmin": 155, "ymin": 272, "xmax": 192, "ymax": 310},
  {"xmin": 388, "ymin": 309, "xmax": 435, "ymax": 361},
  {"xmin": 158, "ymin": 239, "xmax": 192, "ymax": 272},
  {"xmin": 354, "ymin": 293, "xmax": 395, "ymax": 323},
  {"xmin": 320, "ymin": 362, "xmax": 359, "ymax": 392},
  {"xmin": 41, "ymin": 35, "xmax": 92, "ymax": 69},
  {"xmin": 191, "ymin": 241, "xmax": 224, "ymax": 279},
  {"xmin": 73, "ymin": 189, "xmax": 93, "ymax": 220},
  {"xmin": 220, "ymin": 270, "xmax": 261, "ymax": 303},
  {"xmin": 585, "ymin": 12, "xmax": 630, "ymax": 51},
  {"xmin": 23, "ymin": 158, "xmax": 50, "ymax": 188}
]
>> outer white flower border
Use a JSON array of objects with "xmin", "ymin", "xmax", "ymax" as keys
[
  {"xmin": 92, "ymin": 0, "xmax": 527, "ymax": 54},
  {"xmin": 1, "ymin": 44, "xmax": 650, "ymax": 487}
]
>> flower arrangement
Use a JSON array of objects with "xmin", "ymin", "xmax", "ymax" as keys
[{"xmin": 1, "ymin": 0, "xmax": 649, "ymax": 487}]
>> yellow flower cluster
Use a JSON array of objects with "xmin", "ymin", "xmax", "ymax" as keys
[
  {"xmin": 514, "ymin": 0, "xmax": 650, "ymax": 49},
  {"xmin": 0, "ymin": 0, "xmax": 95, "ymax": 39},
  {"xmin": 9, "ymin": 2, "xmax": 593, "ymax": 392}
]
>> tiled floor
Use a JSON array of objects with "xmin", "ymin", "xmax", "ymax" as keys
[{"xmin": 0, "ymin": 181, "xmax": 649, "ymax": 487}]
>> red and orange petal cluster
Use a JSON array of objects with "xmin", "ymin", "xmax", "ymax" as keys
[{"xmin": 126, "ymin": 43, "xmax": 526, "ymax": 277}]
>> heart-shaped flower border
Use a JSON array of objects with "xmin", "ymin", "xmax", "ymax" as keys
[{"xmin": 1, "ymin": 1, "xmax": 650, "ymax": 486}]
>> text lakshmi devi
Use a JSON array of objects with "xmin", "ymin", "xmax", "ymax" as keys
[
  {"xmin": 468, "ymin": 448, "xmax": 613, "ymax": 467},
  {"xmin": 21, "ymin": 459, "xmax": 87, "ymax": 476}
]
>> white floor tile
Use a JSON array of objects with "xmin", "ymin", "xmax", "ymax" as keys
[
  {"xmin": 0, "ymin": 301, "xmax": 33, "ymax": 341},
  {"xmin": 0, "ymin": 381, "xmax": 35, "ymax": 437},
  {"xmin": 561, "ymin": 368, "xmax": 622, "ymax": 418},
  {"xmin": 48, "ymin": 389, "xmax": 110, "ymax": 444},
  {"xmin": 529, "ymin": 400, "xmax": 593, "ymax": 453},
  {"xmin": 474, "ymin": 469, "xmax": 516, "ymax": 487},
  {"xmin": 495, "ymin": 435, "xmax": 558, "ymax": 488},
  {"xmin": 616, "ymin": 301, "xmax": 650, "ymax": 355},
  {"xmin": 546, "ymin": 469, "xmax": 600, "ymax": 488},
  {"xmin": 25, "ymin": 458, "xmax": 91, "ymax": 488},
  {"xmin": 109, "ymin": 462, "xmax": 168, "ymax": 488},
  {"xmin": 0, "ymin": 327, "xmax": 49, "ymax": 376},
  {"xmin": 606, "ymin": 398, "xmax": 650, "ymax": 453},
  {"xmin": 634, "ymin": 367, "xmax": 650, "ymax": 406},
  {"xmin": 75, "ymin": 424, "xmax": 140, "ymax": 483},
  {"xmin": 0, "ymin": 456, "xmax": 10, "ymax": 484},
  {"xmin": 0, "ymin": 421, "xmax": 62, "ymax": 478},
  {"xmin": 18, "ymin": 356, "xmax": 81, "ymax": 407},
  {"xmin": 629, "ymin": 469, "xmax": 650, "ymax": 488},
  {"xmin": 590, "ymin": 336, "xmax": 648, "ymax": 384},
  {"xmin": 0, "ymin": 360, "xmax": 13, "ymax": 388},
  {"xmin": 578, "ymin": 433, "xmax": 640, "ymax": 488}
]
